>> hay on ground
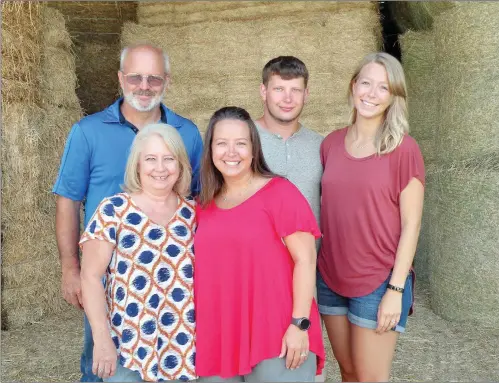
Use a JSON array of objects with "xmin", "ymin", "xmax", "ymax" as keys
[
  {"xmin": 123, "ymin": 2, "xmax": 381, "ymax": 134},
  {"xmin": 428, "ymin": 160, "xmax": 499, "ymax": 329},
  {"xmin": 399, "ymin": 30, "xmax": 437, "ymax": 164},
  {"xmin": 433, "ymin": 3, "xmax": 499, "ymax": 163}
]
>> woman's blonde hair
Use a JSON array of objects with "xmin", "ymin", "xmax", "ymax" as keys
[
  {"xmin": 123, "ymin": 123, "xmax": 191, "ymax": 196},
  {"xmin": 348, "ymin": 52, "xmax": 409, "ymax": 155}
]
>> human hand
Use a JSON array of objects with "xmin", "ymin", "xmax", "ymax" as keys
[
  {"xmin": 93, "ymin": 336, "xmax": 117, "ymax": 379},
  {"xmin": 61, "ymin": 266, "xmax": 83, "ymax": 310},
  {"xmin": 279, "ymin": 324, "xmax": 310, "ymax": 370},
  {"xmin": 376, "ymin": 289, "xmax": 402, "ymax": 334}
]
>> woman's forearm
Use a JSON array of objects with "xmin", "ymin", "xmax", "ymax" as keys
[
  {"xmin": 390, "ymin": 222, "xmax": 421, "ymax": 287},
  {"xmin": 81, "ymin": 274, "xmax": 110, "ymax": 340},
  {"xmin": 292, "ymin": 259, "xmax": 316, "ymax": 319}
]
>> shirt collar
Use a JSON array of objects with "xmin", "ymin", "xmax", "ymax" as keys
[
  {"xmin": 118, "ymin": 98, "xmax": 168, "ymax": 125},
  {"xmin": 103, "ymin": 97, "xmax": 170, "ymax": 126},
  {"xmin": 255, "ymin": 121, "xmax": 304, "ymax": 140}
]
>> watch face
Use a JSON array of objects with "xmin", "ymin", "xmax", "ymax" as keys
[{"xmin": 300, "ymin": 318, "xmax": 311, "ymax": 330}]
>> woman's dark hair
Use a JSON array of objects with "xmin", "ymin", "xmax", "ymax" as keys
[{"xmin": 199, "ymin": 106, "xmax": 276, "ymax": 207}]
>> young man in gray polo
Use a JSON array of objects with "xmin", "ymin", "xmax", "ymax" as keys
[
  {"xmin": 255, "ymin": 56, "xmax": 323, "ymax": 227},
  {"xmin": 255, "ymin": 56, "xmax": 325, "ymax": 382}
]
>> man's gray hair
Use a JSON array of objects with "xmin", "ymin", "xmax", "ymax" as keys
[{"xmin": 120, "ymin": 44, "xmax": 171, "ymax": 75}]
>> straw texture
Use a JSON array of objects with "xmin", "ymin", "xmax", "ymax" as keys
[{"xmin": 124, "ymin": 2, "xmax": 381, "ymax": 134}]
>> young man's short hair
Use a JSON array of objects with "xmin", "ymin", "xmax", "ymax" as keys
[{"xmin": 262, "ymin": 56, "xmax": 309, "ymax": 87}]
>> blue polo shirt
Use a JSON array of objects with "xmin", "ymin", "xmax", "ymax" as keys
[{"xmin": 53, "ymin": 98, "xmax": 203, "ymax": 227}]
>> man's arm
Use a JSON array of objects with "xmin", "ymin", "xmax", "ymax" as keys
[
  {"xmin": 53, "ymin": 122, "xmax": 91, "ymax": 309},
  {"xmin": 56, "ymin": 195, "xmax": 83, "ymax": 309}
]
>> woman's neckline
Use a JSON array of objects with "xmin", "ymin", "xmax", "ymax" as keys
[{"xmin": 213, "ymin": 176, "xmax": 277, "ymax": 211}]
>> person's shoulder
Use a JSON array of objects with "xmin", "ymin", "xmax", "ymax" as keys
[
  {"xmin": 163, "ymin": 104, "xmax": 199, "ymax": 131},
  {"xmin": 76, "ymin": 102, "xmax": 117, "ymax": 132},
  {"xmin": 300, "ymin": 126, "xmax": 325, "ymax": 144},
  {"xmin": 325, "ymin": 126, "xmax": 347, "ymax": 140},
  {"xmin": 267, "ymin": 176, "xmax": 300, "ymax": 195},
  {"xmin": 322, "ymin": 126, "xmax": 347, "ymax": 148},
  {"xmin": 181, "ymin": 194, "xmax": 197, "ymax": 209},
  {"xmin": 397, "ymin": 134, "xmax": 422, "ymax": 154},
  {"xmin": 101, "ymin": 192, "xmax": 129, "ymax": 206}
]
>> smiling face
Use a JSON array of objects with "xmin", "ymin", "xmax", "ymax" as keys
[
  {"xmin": 211, "ymin": 119, "xmax": 253, "ymax": 180},
  {"xmin": 352, "ymin": 62, "xmax": 393, "ymax": 123},
  {"xmin": 118, "ymin": 47, "xmax": 168, "ymax": 112},
  {"xmin": 138, "ymin": 134, "xmax": 179, "ymax": 194},
  {"xmin": 260, "ymin": 75, "xmax": 308, "ymax": 124}
]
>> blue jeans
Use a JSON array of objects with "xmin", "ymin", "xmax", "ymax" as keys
[
  {"xmin": 81, "ymin": 313, "xmax": 103, "ymax": 382},
  {"xmin": 316, "ymin": 270, "xmax": 413, "ymax": 333}
]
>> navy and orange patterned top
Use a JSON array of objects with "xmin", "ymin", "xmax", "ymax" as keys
[{"xmin": 80, "ymin": 192, "xmax": 196, "ymax": 382}]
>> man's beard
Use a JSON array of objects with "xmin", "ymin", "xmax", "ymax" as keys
[{"xmin": 124, "ymin": 87, "xmax": 166, "ymax": 112}]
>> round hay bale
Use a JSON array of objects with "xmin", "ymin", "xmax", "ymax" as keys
[
  {"xmin": 123, "ymin": 2, "xmax": 381, "ymax": 136},
  {"xmin": 399, "ymin": 30, "xmax": 437, "ymax": 164},
  {"xmin": 386, "ymin": 1, "xmax": 455, "ymax": 33},
  {"xmin": 433, "ymin": 3, "xmax": 499, "ymax": 163},
  {"xmin": 428, "ymin": 160, "xmax": 499, "ymax": 328}
]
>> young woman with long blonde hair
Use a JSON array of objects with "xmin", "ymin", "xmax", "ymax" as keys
[{"xmin": 317, "ymin": 52, "xmax": 425, "ymax": 382}]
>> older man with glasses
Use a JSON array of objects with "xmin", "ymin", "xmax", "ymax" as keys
[{"xmin": 52, "ymin": 43, "xmax": 203, "ymax": 382}]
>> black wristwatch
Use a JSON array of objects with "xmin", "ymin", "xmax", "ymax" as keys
[{"xmin": 291, "ymin": 317, "xmax": 311, "ymax": 331}]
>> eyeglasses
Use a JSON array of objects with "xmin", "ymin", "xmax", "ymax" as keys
[{"xmin": 122, "ymin": 72, "xmax": 166, "ymax": 87}]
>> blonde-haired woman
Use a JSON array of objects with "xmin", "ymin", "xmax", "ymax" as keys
[
  {"xmin": 317, "ymin": 52, "xmax": 425, "ymax": 382},
  {"xmin": 80, "ymin": 123, "xmax": 196, "ymax": 382}
]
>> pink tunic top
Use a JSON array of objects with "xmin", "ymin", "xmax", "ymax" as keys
[
  {"xmin": 318, "ymin": 127, "xmax": 425, "ymax": 298},
  {"xmin": 194, "ymin": 177, "xmax": 325, "ymax": 378}
]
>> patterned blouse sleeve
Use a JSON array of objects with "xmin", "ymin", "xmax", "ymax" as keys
[
  {"xmin": 79, "ymin": 197, "xmax": 120, "ymax": 248},
  {"xmin": 270, "ymin": 178, "xmax": 322, "ymax": 239}
]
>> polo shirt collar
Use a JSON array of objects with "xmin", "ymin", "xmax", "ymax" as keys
[
  {"xmin": 255, "ymin": 121, "xmax": 304, "ymax": 139},
  {"xmin": 102, "ymin": 97, "xmax": 179, "ymax": 127}
]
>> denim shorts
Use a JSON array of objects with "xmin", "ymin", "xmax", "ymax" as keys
[{"xmin": 316, "ymin": 270, "xmax": 413, "ymax": 333}]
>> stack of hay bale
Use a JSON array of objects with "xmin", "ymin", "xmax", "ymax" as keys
[
  {"xmin": 123, "ymin": 1, "xmax": 382, "ymax": 135},
  {"xmin": 399, "ymin": 2, "xmax": 499, "ymax": 328},
  {"xmin": 48, "ymin": 1, "xmax": 137, "ymax": 114},
  {"xmin": 1, "ymin": 3, "xmax": 83, "ymax": 329},
  {"xmin": 2, "ymin": 1, "xmax": 46, "ymax": 329}
]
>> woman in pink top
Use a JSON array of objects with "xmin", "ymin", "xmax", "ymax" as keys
[
  {"xmin": 318, "ymin": 52, "xmax": 425, "ymax": 382},
  {"xmin": 194, "ymin": 106, "xmax": 325, "ymax": 382}
]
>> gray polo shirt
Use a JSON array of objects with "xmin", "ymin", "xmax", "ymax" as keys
[{"xmin": 256, "ymin": 123, "xmax": 324, "ymax": 224}]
